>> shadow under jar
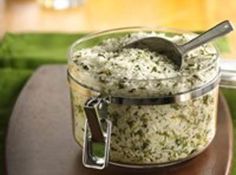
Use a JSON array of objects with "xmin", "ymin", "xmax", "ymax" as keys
[{"xmin": 67, "ymin": 27, "xmax": 220, "ymax": 170}]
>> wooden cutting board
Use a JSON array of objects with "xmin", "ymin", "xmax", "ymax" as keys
[{"xmin": 5, "ymin": 65, "xmax": 233, "ymax": 175}]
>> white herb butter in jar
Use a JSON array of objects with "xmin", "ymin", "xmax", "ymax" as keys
[{"xmin": 67, "ymin": 27, "xmax": 220, "ymax": 169}]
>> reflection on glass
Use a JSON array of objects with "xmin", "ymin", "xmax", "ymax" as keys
[{"xmin": 38, "ymin": 0, "xmax": 84, "ymax": 10}]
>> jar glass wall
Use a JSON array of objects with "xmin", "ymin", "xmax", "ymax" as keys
[{"xmin": 67, "ymin": 27, "xmax": 220, "ymax": 168}]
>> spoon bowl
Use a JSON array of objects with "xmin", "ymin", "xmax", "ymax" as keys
[
  {"xmin": 124, "ymin": 20, "xmax": 234, "ymax": 69},
  {"xmin": 125, "ymin": 36, "xmax": 183, "ymax": 68}
]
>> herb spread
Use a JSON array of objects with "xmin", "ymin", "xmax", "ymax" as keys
[{"xmin": 68, "ymin": 32, "xmax": 219, "ymax": 165}]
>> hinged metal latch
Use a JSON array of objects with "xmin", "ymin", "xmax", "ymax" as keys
[{"xmin": 82, "ymin": 97, "xmax": 112, "ymax": 169}]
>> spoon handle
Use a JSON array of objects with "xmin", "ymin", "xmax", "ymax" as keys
[{"xmin": 179, "ymin": 20, "xmax": 234, "ymax": 54}]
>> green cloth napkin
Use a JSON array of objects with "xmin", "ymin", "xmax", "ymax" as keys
[
  {"xmin": 0, "ymin": 33, "xmax": 235, "ymax": 174},
  {"xmin": 0, "ymin": 33, "xmax": 86, "ymax": 69}
]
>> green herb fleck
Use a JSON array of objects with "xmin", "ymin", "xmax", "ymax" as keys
[
  {"xmin": 118, "ymin": 81, "xmax": 125, "ymax": 89},
  {"xmin": 142, "ymin": 141, "xmax": 150, "ymax": 150},
  {"xmin": 135, "ymin": 65, "xmax": 141, "ymax": 70},
  {"xmin": 127, "ymin": 120, "xmax": 134, "ymax": 127},
  {"xmin": 203, "ymin": 95, "xmax": 209, "ymax": 105},
  {"xmin": 151, "ymin": 67, "xmax": 157, "ymax": 72},
  {"xmin": 81, "ymin": 64, "xmax": 89, "ymax": 70},
  {"xmin": 128, "ymin": 88, "xmax": 136, "ymax": 93}
]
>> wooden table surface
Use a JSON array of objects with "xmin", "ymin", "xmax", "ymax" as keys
[{"xmin": 5, "ymin": 65, "xmax": 233, "ymax": 175}]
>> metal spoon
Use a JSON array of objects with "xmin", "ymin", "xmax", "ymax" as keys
[{"xmin": 124, "ymin": 20, "xmax": 234, "ymax": 69}]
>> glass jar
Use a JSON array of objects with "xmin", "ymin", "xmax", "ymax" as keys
[{"xmin": 67, "ymin": 27, "xmax": 220, "ymax": 169}]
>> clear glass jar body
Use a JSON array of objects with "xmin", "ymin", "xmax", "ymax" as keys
[{"xmin": 67, "ymin": 27, "xmax": 220, "ymax": 167}]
